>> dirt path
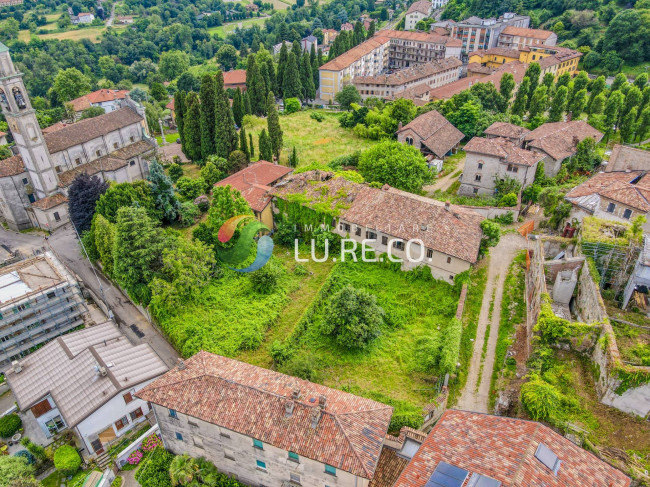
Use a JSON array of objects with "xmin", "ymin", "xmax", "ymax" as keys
[
  {"xmin": 456, "ymin": 232, "xmax": 526, "ymax": 413},
  {"xmin": 424, "ymin": 157, "xmax": 465, "ymax": 195}
]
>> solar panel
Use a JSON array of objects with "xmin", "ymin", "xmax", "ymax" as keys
[
  {"xmin": 425, "ymin": 461, "xmax": 470, "ymax": 487},
  {"xmin": 467, "ymin": 473, "xmax": 502, "ymax": 487},
  {"xmin": 535, "ymin": 443, "xmax": 562, "ymax": 475}
]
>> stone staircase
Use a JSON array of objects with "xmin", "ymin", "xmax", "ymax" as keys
[
  {"xmin": 95, "ymin": 451, "xmax": 112, "ymax": 469},
  {"xmin": 82, "ymin": 470, "xmax": 104, "ymax": 487}
]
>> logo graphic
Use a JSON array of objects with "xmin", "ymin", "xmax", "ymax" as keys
[{"xmin": 217, "ymin": 215, "xmax": 273, "ymax": 273}]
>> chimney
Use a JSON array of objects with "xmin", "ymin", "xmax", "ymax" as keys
[
  {"xmin": 310, "ymin": 408, "xmax": 321, "ymax": 428},
  {"xmin": 285, "ymin": 399, "xmax": 295, "ymax": 417},
  {"xmin": 292, "ymin": 387, "xmax": 301, "ymax": 400},
  {"xmin": 398, "ymin": 121, "xmax": 403, "ymax": 130},
  {"xmin": 318, "ymin": 395, "xmax": 327, "ymax": 409},
  {"xmin": 444, "ymin": 200, "xmax": 450, "ymax": 211},
  {"xmin": 572, "ymin": 135, "xmax": 580, "ymax": 146},
  {"xmin": 11, "ymin": 360, "xmax": 22, "ymax": 374},
  {"xmin": 177, "ymin": 359, "xmax": 186, "ymax": 370}
]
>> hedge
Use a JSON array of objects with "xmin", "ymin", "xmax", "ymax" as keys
[
  {"xmin": 53, "ymin": 445, "xmax": 81, "ymax": 475},
  {"xmin": 0, "ymin": 414, "xmax": 22, "ymax": 438}
]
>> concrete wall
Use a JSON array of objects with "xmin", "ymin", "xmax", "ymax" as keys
[
  {"xmin": 153, "ymin": 404, "xmax": 371, "ymax": 487},
  {"xmin": 115, "ymin": 424, "xmax": 159, "ymax": 468}
]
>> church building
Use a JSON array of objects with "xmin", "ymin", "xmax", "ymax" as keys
[{"xmin": 0, "ymin": 42, "xmax": 157, "ymax": 231}]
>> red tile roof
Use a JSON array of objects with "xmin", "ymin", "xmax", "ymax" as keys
[
  {"xmin": 223, "ymin": 69, "xmax": 246, "ymax": 86},
  {"xmin": 524, "ymin": 120, "xmax": 603, "ymax": 162},
  {"xmin": 605, "ymin": 145, "xmax": 650, "ymax": 172},
  {"xmin": 68, "ymin": 89, "xmax": 128, "ymax": 112},
  {"xmin": 31, "ymin": 193, "xmax": 68, "ymax": 210},
  {"xmin": 396, "ymin": 110, "xmax": 464, "ymax": 159},
  {"xmin": 406, "ymin": 0, "xmax": 431, "ymax": 15},
  {"xmin": 394, "ymin": 410, "xmax": 631, "ymax": 487},
  {"xmin": 0, "ymin": 154, "xmax": 25, "ymax": 178},
  {"xmin": 464, "ymin": 136, "xmax": 543, "ymax": 167},
  {"xmin": 214, "ymin": 161, "xmax": 293, "ymax": 212},
  {"xmin": 501, "ymin": 26, "xmax": 555, "ymax": 40},
  {"xmin": 429, "ymin": 61, "xmax": 527, "ymax": 100},
  {"xmin": 484, "ymin": 121, "xmax": 530, "ymax": 140},
  {"xmin": 320, "ymin": 36, "xmax": 391, "ymax": 71},
  {"xmin": 566, "ymin": 171, "xmax": 650, "ymax": 213},
  {"xmin": 136, "ymin": 351, "xmax": 393, "ymax": 479}
]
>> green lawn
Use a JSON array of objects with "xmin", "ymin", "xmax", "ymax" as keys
[
  {"xmin": 244, "ymin": 110, "xmax": 378, "ymax": 166},
  {"xmin": 41, "ymin": 469, "xmax": 88, "ymax": 487},
  {"xmin": 208, "ymin": 16, "xmax": 269, "ymax": 38},
  {"xmin": 156, "ymin": 132, "xmax": 179, "ymax": 145}
]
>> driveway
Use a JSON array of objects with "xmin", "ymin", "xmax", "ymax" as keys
[{"xmin": 0, "ymin": 226, "xmax": 179, "ymax": 369}]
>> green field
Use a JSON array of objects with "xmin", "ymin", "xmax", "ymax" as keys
[
  {"xmin": 208, "ymin": 16, "xmax": 269, "ymax": 38},
  {"xmin": 244, "ymin": 110, "xmax": 379, "ymax": 166}
]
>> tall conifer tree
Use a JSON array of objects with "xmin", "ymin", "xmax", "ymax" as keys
[
  {"xmin": 200, "ymin": 74, "xmax": 217, "ymax": 159},
  {"xmin": 174, "ymin": 90, "xmax": 186, "ymax": 151},
  {"xmin": 214, "ymin": 71, "xmax": 237, "ymax": 158},
  {"xmin": 283, "ymin": 52, "xmax": 302, "ymax": 99},
  {"xmin": 232, "ymin": 88, "xmax": 244, "ymax": 127},
  {"xmin": 277, "ymin": 42, "xmax": 289, "ymax": 98},
  {"xmin": 267, "ymin": 92, "xmax": 283, "ymax": 159},
  {"xmin": 183, "ymin": 92, "xmax": 202, "ymax": 162},
  {"xmin": 300, "ymin": 53, "xmax": 315, "ymax": 102}
]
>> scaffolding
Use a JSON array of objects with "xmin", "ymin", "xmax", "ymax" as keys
[{"xmin": 580, "ymin": 240, "xmax": 641, "ymax": 302}]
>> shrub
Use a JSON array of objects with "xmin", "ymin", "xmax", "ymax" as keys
[
  {"xmin": 111, "ymin": 476, "xmax": 123, "ymax": 487},
  {"xmin": 178, "ymin": 201, "xmax": 200, "ymax": 227},
  {"xmin": 53, "ymin": 445, "xmax": 81, "ymax": 475},
  {"xmin": 322, "ymin": 285, "xmax": 385, "ymax": 349},
  {"xmin": 284, "ymin": 98, "xmax": 301, "ymax": 114},
  {"xmin": 141, "ymin": 433, "xmax": 162, "ymax": 452},
  {"xmin": 438, "ymin": 318, "xmax": 462, "ymax": 375},
  {"xmin": 21, "ymin": 439, "xmax": 46, "ymax": 462},
  {"xmin": 309, "ymin": 111, "xmax": 324, "ymax": 122},
  {"xmin": 498, "ymin": 193, "xmax": 517, "ymax": 207},
  {"xmin": 520, "ymin": 376, "xmax": 562, "ymax": 422},
  {"xmin": 135, "ymin": 447, "xmax": 173, "ymax": 487},
  {"xmin": 281, "ymin": 353, "xmax": 321, "ymax": 382},
  {"xmin": 249, "ymin": 265, "xmax": 280, "ymax": 294},
  {"xmin": 167, "ymin": 163, "xmax": 183, "ymax": 183},
  {"xmin": 293, "ymin": 263, "xmax": 308, "ymax": 276},
  {"xmin": 492, "ymin": 211, "xmax": 514, "ymax": 225},
  {"xmin": 176, "ymin": 177, "xmax": 207, "ymax": 201},
  {"xmin": 193, "ymin": 195, "xmax": 209, "ymax": 212},
  {"xmin": 14, "ymin": 450, "xmax": 35, "ymax": 465},
  {"xmin": 0, "ymin": 414, "xmax": 22, "ymax": 438},
  {"xmin": 127, "ymin": 449, "xmax": 143, "ymax": 465}
]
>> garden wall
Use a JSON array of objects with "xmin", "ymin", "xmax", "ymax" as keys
[{"xmin": 115, "ymin": 424, "xmax": 159, "ymax": 469}]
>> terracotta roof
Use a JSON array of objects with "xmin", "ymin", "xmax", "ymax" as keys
[
  {"xmin": 354, "ymin": 58, "xmax": 461, "ymax": 87},
  {"xmin": 466, "ymin": 62, "xmax": 493, "ymax": 75},
  {"xmin": 397, "ymin": 110, "xmax": 464, "ymax": 158},
  {"xmin": 7, "ymin": 322, "xmax": 168, "ymax": 428},
  {"xmin": 68, "ymin": 89, "xmax": 128, "ymax": 112},
  {"xmin": 137, "ymin": 351, "xmax": 393, "ymax": 479},
  {"xmin": 484, "ymin": 121, "xmax": 530, "ymax": 140},
  {"xmin": 385, "ymin": 82, "xmax": 432, "ymax": 104},
  {"xmin": 429, "ymin": 61, "xmax": 527, "ymax": 100},
  {"xmin": 465, "ymin": 136, "xmax": 543, "ymax": 167},
  {"xmin": 501, "ymin": 26, "xmax": 555, "ymax": 40},
  {"xmin": 382, "ymin": 29, "xmax": 455, "ymax": 45},
  {"xmin": 42, "ymin": 121, "xmax": 70, "ymax": 134},
  {"xmin": 406, "ymin": 0, "xmax": 431, "ymax": 15},
  {"xmin": 44, "ymin": 107, "xmax": 144, "ymax": 154},
  {"xmin": 431, "ymin": 26, "xmax": 449, "ymax": 36},
  {"xmin": 341, "ymin": 22, "xmax": 354, "ymax": 30},
  {"xmin": 524, "ymin": 120, "xmax": 603, "ymax": 162},
  {"xmin": 0, "ymin": 154, "xmax": 25, "ymax": 178},
  {"xmin": 368, "ymin": 448, "xmax": 409, "ymax": 487},
  {"xmin": 394, "ymin": 410, "xmax": 631, "ymax": 487},
  {"xmin": 566, "ymin": 171, "xmax": 650, "ymax": 213},
  {"xmin": 214, "ymin": 161, "xmax": 293, "ymax": 212},
  {"xmin": 166, "ymin": 98, "xmax": 174, "ymax": 111},
  {"xmin": 223, "ymin": 69, "xmax": 246, "ymax": 86},
  {"xmin": 605, "ymin": 145, "xmax": 650, "ymax": 172},
  {"xmin": 57, "ymin": 140, "xmax": 155, "ymax": 187},
  {"xmin": 31, "ymin": 193, "xmax": 68, "ymax": 210},
  {"xmin": 319, "ymin": 36, "xmax": 391, "ymax": 71},
  {"xmin": 469, "ymin": 47, "xmax": 521, "ymax": 58}
]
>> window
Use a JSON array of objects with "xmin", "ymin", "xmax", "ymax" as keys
[
  {"xmin": 507, "ymin": 164, "xmax": 518, "ymax": 173},
  {"xmin": 606, "ymin": 202, "xmax": 616, "ymax": 213},
  {"xmin": 169, "ymin": 409, "xmax": 178, "ymax": 418},
  {"xmin": 393, "ymin": 240, "xmax": 404, "ymax": 251},
  {"xmin": 340, "ymin": 223, "xmax": 351, "ymax": 232},
  {"xmin": 325, "ymin": 465, "xmax": 336, "ymax": 476},
  {"xmin": 477, "ymin": 163, "xmax": 483, "ymax": 169},
  {"xmin": 426, "ymin": 249, "xmax": 433, "ymax": 259},
  {"xmin": 115, "ymin": 416, "xmax": 129, "ymax": 431},
  {"xmin": 22, "ymin": 178, "xmax": 28, "ymax": 185},
  {"xmin": 474, "ymin": 174, "xmax": 481, "ymax": 182},
  {"xmin": 366, "ymin": 230, "xmax": 377, "ymax": 240},
  {"xmin": 623, "ymin": 208, "xmax": 632, "ymax": 219},
  {"xmin": 355, "ymin": 226, "xmax": 361, "ymax": 236},
  {"xmin": 113, "ymin": 142, "xmax": 119, "ymax": 149},
  {"xmin": 288, "ymin": 451, "xmax": 299, "ymax": 463},
  {"xmin": 256, "ymin": 460, "xmax": 267, "ymax": 471},
  {"xmin": 123, "ymin": 392, "xmax": 133, "ymax": 404},
  {"xmin": 176, "ymin": 432, "xmax": 183, "ymax": 441},
  {"xmin": 28, "ymin": 194, "xmax": 35, "ymax": 203},
  {"xmin": 220, "ymin": 432, "xmax": 231, "ymax": 439},
  {"xmin": 224, "ymin": 451, "xmax": 235, "ymax": 461},
  {"xmin": 96, "ymin": 150, "xmax": 101, "ymax": 157},
  {"xmin": 53, "ymin": 212, "xmax": 61, "ymax": 222},
  {"xmin": 405, "ymin": 136, "xmax": 413, "ymax": 145},
  {"xmin": 47, "ymin": 291, "xmax": 56, "ymax": 300},
  {"xmin": 473, "ymin": 188, "xmax": 479, "ymax": 194},
  {"xmin": 290, "ymin": 473, "xmax": 301, "ymax": 484},
  {"xmin": 253, "ymin": 439, "xmax": 264, "ymax": 450},
  {"xmin": 382, "ymin": 236, "xmax": 388, "ymax": 245},
  {"xmin": 75, "ymin": 158, "xmax": 81, "ymax": 165},
  {"xmin": 130, "ymin": 408, "xmax": 144, "ymax": 421},
  {"xmin": 130, "ymin": 136, "xmax": 135, "ymax": 143},
  {"xmin": 129, "ymin": 160, "xmax": 136, "ymax": 166},
  {"xmin": 447, "ymin": 256, "xmax": 452, "ymax": 264}
]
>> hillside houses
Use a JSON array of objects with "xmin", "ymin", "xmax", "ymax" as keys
[{"xmin": 396, "ymin": 109, "xmax": 464, "ymax": 166}]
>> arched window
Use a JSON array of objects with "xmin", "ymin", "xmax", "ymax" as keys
[
  {"xmin": 405, "ymin": 136, "xmax": 413, "ymax": 145},
  {"xmin": 0, "ymin": 89, "xmax": 11, "ymax": 112},
  {"xmin": 12, "ymin": 87, "xmax": 26, "ymax": 110}
]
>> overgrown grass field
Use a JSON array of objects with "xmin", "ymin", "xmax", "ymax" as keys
[{"xmin": 244, "ymin": 110, "xmax": 378, "ymax": 167}]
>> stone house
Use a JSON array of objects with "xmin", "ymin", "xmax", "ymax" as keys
[
  {"xmin": 405, "ymin": 0, "xmax": 432, "ymax": 31},
  {"xmin": 523, "ymin": 120, "xmax": 604, "ymax": 177},
  {"xmin": 396, "ymin": 109, "xmax": 464, "ymax": 162},
  {"xmin": 214, "ymin": 161, "xmax": 293, "ymax": 229},
  {"xmin": 137, "ymin": 351, "xmax": 393, "ymax": 487},
  {"xmin": 604, "ymin": 144, "xmax": 650, "ymax": 173},
  {"xmin": 483, "ymin": 121, "xmax": 530, "ymax": 145},
  {"xmin": 6, "ymin": 322, "xmax": 168, "ymax": 456},
  {"xmin": 459, "ymin": 136, "xmax": 543, "ymax": 196},
  {"xmin": 394, "ymin": 410, "xmax": 631, "ymax": 487}
]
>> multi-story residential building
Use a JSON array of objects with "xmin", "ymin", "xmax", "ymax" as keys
[
  {"xmin": 394, "ymin": 410, "xmax": 631, "ymax": 487},
  {"xmin": 459, "ymin": 135, "xmax": 543, "ymax": 196},
  {"xmin": 322, "ymin": 28, "xmax": 338, "ymax": 45},
  {"xmin": 137, "ymin": 351, "xmax": 393, "ymax": 487},
  {"xmin": 432, "ymin": 0, "xmax": 449, "ymax": 8},
  {"xmin": 405, "ymin": 0, "xmax": 432, "ymax": 30},
  {"xmin": 468, "ymin": 45, "xmax": 582, "ymax": 79},
  {"xmin": 272, "ymin": 172, "xmax": 484, "ymax": 283},
  {"xmin": 0, "ymin": 252, "xmax": 88, "ymax": 366},
  {"xmin": 0, "ymin": 42, "xmax": 156, "ymax": 231},
  {"xmin": 352, "ymin": 57, "xmax": 461, "ymax": 100},
  {"xmin": 448, "ymin": 13, "xmax": 530, "ymax": 53},
  {"xmin": 483, "ymin": 121, "xmax": 530, "ymax": 145},
  {"xmin": 319, "ymin": 31, "xmax": 461, "ymax": 102},
  {"xmin": 67, "ymin": 89, "xmax": 130, "ymax": 118},
  {"xmin": 6, "ymin": 322, "xmax": 168, "ymax": 456},
  {"xmin": 497, "ymin": 26, "xmax": 557, "ymax": 49}
]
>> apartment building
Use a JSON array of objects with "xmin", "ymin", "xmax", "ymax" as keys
[
  {"xmin": 138, "ymin": 351, "xmax": 393, "ymax": 487},
  {"xmin": 405, "ymin": 0, "xmax": 432, "ymax": 30},
  {"xmin": 0, "ymin": 252, "xmax": 88, "ymax": 367},
  {"xmin": 448, "ymin": 12, "xmax": 530, "ymax": 53},
  {"xmin": 385, "ymin": 30, "xmax": 462, "ymax": 69},
  {"xmin": 353, "ymin": 57, "xmax": 461, "ymax": 100},
  {"xmin": 497, "ymin": 26, "xmax": 557, "ymax": 49}
]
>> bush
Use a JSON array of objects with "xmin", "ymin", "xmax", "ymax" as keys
[
  {"xmin": 176, "ymin": 177, "xmax": 207, "ymax": 201},
  {"xmin": 520, "ymin": 376, "xmax": 562, "ymax": 422},
  {"xmin": 273, "ymin": 220, "xmax": 300, "ymax": 246},
  {"xmin": 309, "ymin": 111, "xmax": 324, "ymax": 122},
  {"xmin": 329, "ymin": 151, "xmax": 360, "ymax": 169},
  {"xmin": 193, "ymin": 195, "xmax": 209, "ymax": 212},
  {"xmin": 498, "ymin": 193, "xmax": 517, "ymax": 207},
  {"xmin": 21, "ymin": 438, "xmax": 46, "ymax": 462},
  {"xmin": 249, "ymin": 264, "xmax": 281, "ymax": 294},
  {"xmin": 322, "ymin": 285, "xmax": 385, "ymax": 349},
  {"xmin": 0, "ymin": 414, "xmax": 22, "ymax": 438},
  {"xmin": 13, "ymin": 450, "xmax": 34, "ymax": 466},
  {"xmin": 135, "ymin": 447, "xmax": 173, "ymax": 487},
  {"xmin": 53, "ymin": 445, "xmax": 81, "ymax": 475},
  {"xmin": 111, "ymin": 477, "xmax": 123, "ymax": 487},
  {"xmin": 178, "ymin": 201, "xmax": 200, "ymax": 227},
  {"xmin": 492, "ymin": 211, "xmax": 514, "ymax": 225},
  {"xmin": 284, "ymin": 98, "xmax": 301, "ymax": 114},
  {"xmin": 281, "ymin": 353, "xmax": 321, "ymax": 382},
  {"xmin": 167, "ymin": 163, "xmax": 183, "ymax": 183},
  {"xmin": 438, "ymin": 318, "xmax": 462, "ymax": 375}
]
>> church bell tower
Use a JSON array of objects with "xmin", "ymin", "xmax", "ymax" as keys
[{"xmin": 0, "ymin": 42, "xmax": 58, "ymax": 198}]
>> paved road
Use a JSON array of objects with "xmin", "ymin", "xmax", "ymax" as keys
[
  {"xmin": 456, "ymin": 232, "xmax": 526, "ymax": 413},
  {"xmin": 105, "ymin": 2, "xmax": 116, "ymax": 26},
  {"xmin": 0, "ymin": 225, "xmax": 179, "ymax": 369}
]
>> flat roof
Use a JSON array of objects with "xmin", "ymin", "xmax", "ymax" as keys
[{"xmin": 0, "ymin": 253, "xmax": 66, "ymax": 307}]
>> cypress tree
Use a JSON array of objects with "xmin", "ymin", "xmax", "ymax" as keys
[
  {"xmin": 367, "ymin": 20, "xmax": 375, "ymax": 38},
  {"xmin": 266, "ymin": 57, "xmax": 277, "ymax": 96},
  {"xmin": 548, "ymin": 85, "xmax": 567, "ymax": 122},
  {"xmin": 240, "ymin": 127, "xmax": 249, "ymax": 160},
  {"xmin": 289, "ymin": 146, "xmax": 298, "ymax": 167},
  {"xmin": 214, "ymin": 71, "xmax": 237, "ymax": 158},
  {"xmin": 259, "ymin": 129, "xmax": 272, "ymax": 161},
  {"xmin": 249, "ymin": 132, "xmax": 254, "ymax": 159},
  {"xmin": 267, "ymin": 92, "xmax": 283, "ymax": 159},
  {"xmin": 311, "ymin": 44, "xmax": 319, "ymax": 90},
  {"xmin": 283, "ymin": 52, "xmax": 302, "ymax": 99},
  {"xmin": 247, "ymin": 54, "xmax": 266, "ymax": 116},
  {"xmin": 232, "ymin": 88, "xmax": 244, "ymax": 127},
  {"xmin": 277, "ymin": 42, "xmax": 289, "ymax": 98},
  {"xmin": 300, "ymin": 52, "xmax": 316, "ymax": 102},
  {"xmin": 174, "ymin": 90, "xmax": 186, "ymax": 151},
  {"xmin": 512, "ymin": 77, "xmax": 530, "ymax": 117},
  {"xmin": 243, "ymin": 90, "xmax": 252, "ymax": 115},
  {"xmin": 291, "ymin": 40, "xmax": 302, "ymax": 60},
  {"xmin": 183, "ymin": 92, "xmax": 202, "ymax": 162},
  {"xmin": 259, "ymin": 61, "xmax": 270, "ymax": 102},
  {"xmin": 353, "ymin": 21, "xmax": 364, "ymax": 46},
  {"xmin": 200, "ymin": 74, "xmax": 217, "ymax": 159},
  {"xmin": 317, "ymin": 48, "xmax": 323, "ymax": 67}
]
